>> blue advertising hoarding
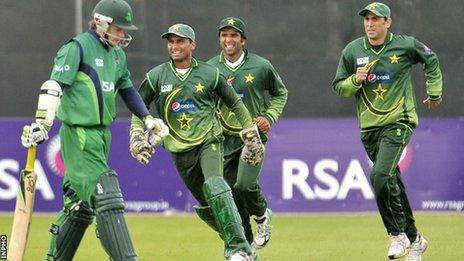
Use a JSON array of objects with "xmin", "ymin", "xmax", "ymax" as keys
[{"xmin": 1, "ymin": 118, "xmax": 463, "ymax": 213}]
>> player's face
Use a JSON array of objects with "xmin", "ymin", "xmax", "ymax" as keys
[
  {"xmin": 219, "ymin": 27, "xmax": 244, "ymax": 60},
  {"xmin": 167, "ymin": 35, "xmax": 196, "ymax": 64},
  {"xmin": 363, "ymin": 12, "xmax": 391, "ymax": 44},
  {"xmin": 106, "ymin": 24, "xmax": 127, "ymax": 47}
]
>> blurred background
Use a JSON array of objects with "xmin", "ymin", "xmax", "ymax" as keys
[{"xmin": 1, "ymin": 0, "xmax": 463, "ymax": 118}]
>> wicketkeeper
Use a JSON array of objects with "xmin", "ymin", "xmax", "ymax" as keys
[{"xmin": 129, "ymin": 23, "xmax": 262, "ymax": 261}]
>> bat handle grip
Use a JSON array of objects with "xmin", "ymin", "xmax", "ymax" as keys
[{"xmin": 25, "ymin": 147, "xmax": 37, "ymax": 172}]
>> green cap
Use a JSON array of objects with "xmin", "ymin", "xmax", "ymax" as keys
[
  {"xmin": 161, "ymin": 24, "xmax": 195, "ymax": 41},
  {"xmin": 358, "ymin": 2, "xmax": 391, "ymax": 18},
  {"xmin": 218, "ymin": 17, "xmax": 246, "ymax": 38}
]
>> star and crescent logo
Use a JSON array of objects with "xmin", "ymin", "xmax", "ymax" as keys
[
  {"xmin": 245, "ymin": 73, "xmax": 254, "ymax": 83},
  {"xmin": 177, "ymin": 113, "xmax": 193, "ymax": 130},
  {"xmin": 227, "ymin": 18, "xmax": 236, "ymax": 25},
  {"xmin": 172, "ymin": 24, "xmax": 181, "ymax": 32},
  {"xmin": 368, "ymin": 2, "xmax": 379, "ymax": 9},
  {"xmin": 195, "ymin": 82, "xmax": 205, "ymax": 93},
  {"xmin": 372, "ymin": 84, "xmax": 387, "ymax": 100},
  {"xmin": 389, "ymin": 54, "xmax": 400, "ymax": 64}
]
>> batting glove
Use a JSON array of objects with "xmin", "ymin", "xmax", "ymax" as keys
[{"xmin": 21, "ymin": 122, "xmax": 49, "ymax": 148}]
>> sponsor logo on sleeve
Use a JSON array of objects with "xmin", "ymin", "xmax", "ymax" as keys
[
  {"xmin": 53, "ymin": 64, "xmax": 70, "ymax": 73},
  {"xmin": 356, "ymin": 56, "xmax": 369, "ymax": 65},
  {"xmin": 95, "ymin": 58, "xmax": 104, "ymax": 67},
  {"xmin": 161, "ymin": 84, "xmax": 173, "ymax": 93}
]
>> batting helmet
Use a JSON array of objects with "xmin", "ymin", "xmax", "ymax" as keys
[{"xmin": 93, "ymin": 0, "xmax": 138, "ymax": 31}]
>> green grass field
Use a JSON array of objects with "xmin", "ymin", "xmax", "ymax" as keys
[{"xmin": 1, "ymin": 212, "xmax": 462, "ymax": 260}]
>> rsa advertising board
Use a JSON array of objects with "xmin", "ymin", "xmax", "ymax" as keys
[{"xmin": 1, "ymin": 118, "xmax": 463, "ymax": 213}]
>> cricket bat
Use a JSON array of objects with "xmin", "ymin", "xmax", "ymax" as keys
[{"xmin": 7, "ymin": 147, "xmax": 37, "ymax": 261}]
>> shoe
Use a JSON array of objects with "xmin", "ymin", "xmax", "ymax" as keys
[
  {"xmin": 388, "ymin": 232, "xmax": 411, "ymax": 259},
  {"xmin": 252, "ymin": 208, "xmax": 272, "ymax": 249},
  {"xmin": 406, "ymin": 234, "xmax": 428, "ymax": 261},
  {"xmin": 229, "ymin": 251, "xmax": 251, "ymax": 261}
]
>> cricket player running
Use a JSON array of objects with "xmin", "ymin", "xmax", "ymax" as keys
[
  {"xmin": 129, "ymin": 24, "xmax": 262, "ymax": 261},
  {"xmin": 332, "ymin": 2, "xmax": 442, "ymax": 260},
  {"xmin": 207, "ymin": 17, "xmax": 288, "ymax": 249},
  {"xmin": 20, "ymin": 0, "xmax": 168, "ymax": 260}
]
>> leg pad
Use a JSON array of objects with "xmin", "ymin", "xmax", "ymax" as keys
[
  {"xmin": 93, "ymin": 171, "xmax": 137, "ymax": 261},
  {"xmin": 48, "ymin": 201, "xmax": 94, "ymax": 261}
]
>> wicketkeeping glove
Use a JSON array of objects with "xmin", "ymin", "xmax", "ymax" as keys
[
  {"xmin": 143, "ymin": 115, "xmax": 169, "ymax": 140},
  {"xmin": 21, "ymin": 122, "xmax": 49, "ymax": 148},
  {"xmin": 239, "ymin": 124, "xmax": 265, "ymax": 166},
  {"xmin": 129, "ymin": 127, "xmax": 155, "ymax": 165}
]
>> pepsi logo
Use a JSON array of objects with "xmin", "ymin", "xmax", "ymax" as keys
[
  {"xmin": 368, "ymin": 74, "xmax": 377, "ymax": 82},
  {"xmin": 171, "ymin": 102, "xmax": 181, "ymax": 111}
]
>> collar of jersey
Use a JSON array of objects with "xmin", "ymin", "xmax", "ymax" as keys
[
  {"xmin": 219, "ymin": 49, "xmax": 248, "ymax": 72},
  {"xmin": 169, "ymin": 57, "xmax": 198, "ymax": 81},
  {"xmin": 88, "ymin": 29, "xmax": 111, "ymax": 51},
  {"xmin": 363, "ymin": 32, "xmax": 393, "ymax": 56}
]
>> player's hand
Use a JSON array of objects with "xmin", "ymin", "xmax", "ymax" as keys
[
  {"xmin": 255, "ymin": 116, "xmax": 271, "ymax": 134},
  {"xmin": 239, "ymin": 124, "xmax": 265, "ymax": 166},
  {"xmin": 355, "ymin": 63, "xmax": 369, "ymax": 84},
  {"xmin": 423, "ymin": 97, "xmax": 442, "ymax": 109},
  {"xmin": 21, "ymin": 122, "xmax": 49, "ymax": 148},
  {"xmin": 129, "ymin": 127, "xmax": 155, "ymax": 165},
  {"xmin": 143, "ymin": 115, "xmax": 169, "ymax": 139},
  {"xmin": 148, "ymin": 132, "xmax": 163, "ymax": 147}
]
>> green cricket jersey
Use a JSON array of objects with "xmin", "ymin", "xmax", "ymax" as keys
[
  {"xmin": 208, "ymin": 50, "xmax": 288, "ymax": 136},
  {"xmin": 132, "ymin": 58, "xmax": 253, "ymax": 153},
  {"xmin": 51, "ymin": 30, "xmax": 133, "ymax": 126},
  {"xmin": 332, "ymin": 32, "xmax": 442, "ymax": 130}
]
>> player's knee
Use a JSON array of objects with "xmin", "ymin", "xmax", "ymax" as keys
[
  {"xmin": 48, "ymin": 201, "xmax": 94, "ymax": 260},
  {"xmin": 370, "ymin": 169, "xmax": 391, "ymax": 196},
  {"xmin": 93, "ymin": 170, "xmax": 125, "ymax": 214},
  {"xmin": 49, "ymin": 201, "xmax": 94, "ymax": 236},
  {"xmin": 202, "ymin": 176, "xmax": 231, "ymax": 200}
]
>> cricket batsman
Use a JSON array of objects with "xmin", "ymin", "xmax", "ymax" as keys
[{"xmin": 20, "ymin": 0, "xmax": 168, "ymax": 259}]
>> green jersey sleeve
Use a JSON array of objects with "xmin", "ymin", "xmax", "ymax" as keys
[
  {"xmin": 410, "ymin": 38, "xmax": 443, "ymax": 98},
  {"xmin": 215, "ymin": 71, "xmax": 253, "ymax": 129},
  {"xmin": 50, "ymin": 41, "xmax": 80, "ymax": 85},
  {"xmin": 264, "ymin": 63, "xmax": 288, "ymax": 124},
  {"xmin": 332, "ymin": 46, "xmax": 362, "ymax": 97}
]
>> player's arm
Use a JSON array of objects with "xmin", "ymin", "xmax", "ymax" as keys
[
  {"xmin": 259, "ymin": 63, "xmax": 288, "ymax": 132},
  {"xmin": 21, "ymin": 41, "xmax": 81, "ymax": 148},
  {"xmin": 21, "ymin": 80, "xmax": 63, "ymax": 148},
  {"xmin": 332, "ymin": 48, "xmax": 364, "ymax": 97},
  {"xmin": 129, "ymin": 74, "xmax": 168, "ymax": 165},
  {"xmin": 411, "ymin": 38, "xmax": 443, "ymax": 109}
]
